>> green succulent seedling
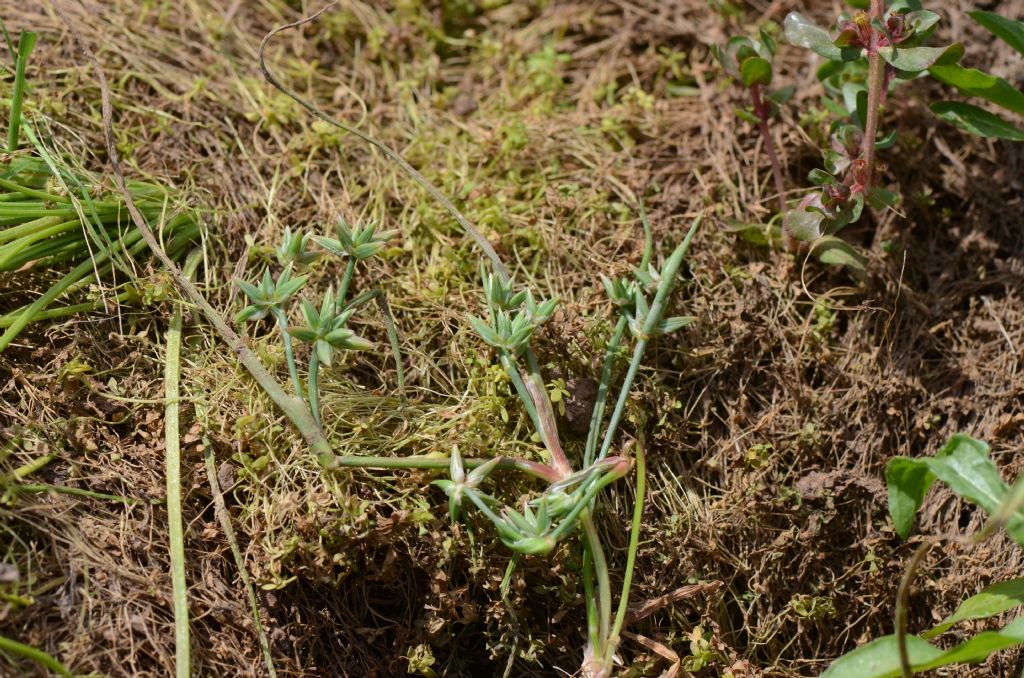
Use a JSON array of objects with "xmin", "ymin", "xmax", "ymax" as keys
[
  {"xmin": 235, "ymin": 216, "xmax": 401, "ymax": 426},
  {"xmin": 418, "ymin": 212, "xmax": 703, "ymax": 678}
]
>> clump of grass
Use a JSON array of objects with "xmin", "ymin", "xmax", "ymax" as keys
[{"xmin": 0, "ymin": 27, "xmax": 202, "ymax": 352}]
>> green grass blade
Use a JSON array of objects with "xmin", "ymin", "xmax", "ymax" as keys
[
  {"xmin": 165, "ymin": 252, "xmax": 201, "ymax": 678},
  {"xmin": 7, "ymin": 31, "xmax": 37, "ymax": 152},
  {"xmin": 0, "ymin": 633, "xmax": 71, "ymax": 677}
]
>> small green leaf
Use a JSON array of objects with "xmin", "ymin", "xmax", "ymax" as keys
[
  {"xmin": 926, "ymin": 579, "xmax": 1024, "ymax": 638},
  {"xmin": 878, "ymin": 43, "xmax": 964, "ymax": 72},
  {"xmin": 822, "ymin": 634, "xmax": 944, "ymax": 678},
  {"xmin": 722, "ymin": 220, "xmax": 783, "ymax": 247},
  {"xmin": 766, "ymin": 85, "xmax": 796, "ymax": 106},
  {"xmin": 874, "ymin": 129, "xmax": 898, "ymax": 149},
  {"xmin": 905, "ymin": 10, "xmax": 940, "ymax": 35},
  {"xmin": 288, "ymin": 327, "xmax": 318, "ymax": 343},
  {"xmin": 658, "ymin": 316, "xmax": 696, "ymax": 334},
  {"xmin": 740, "ymin": 56, "xmax": 773, "ymax": 87},
  {"xmin": 969, "ymin": 10, "xmax": 1024, "ymax": 57},
  {"xmin": 783, "ymin": 207, "xmax": 825, "ymax": 242},
  {"xmin": 784, "ymin": 13, "xmax": 856, "ymax": 61},
  {"xmin": 929, "ymin": 434, "xmax": 1006, "ymax": 514},
  {"xmin": 735, "ymin": 108, "xmax": 760, "ymax": 124},
  {"xmin": 867, "ymin": 186, "xmax": 899, "ymax": 209},
  {"xmin": 825, "ymin": 618, "xmax": 1024, "ymax": 677},
  {"xmin": 885, "ymin": 456, "xmax": 935, "ymax": 539},
  {"xmin": 929, "ymin": 64, "xmax": 1024, "ymax": 116},
  {"xmin": 807, "ymin": 169, "xmax": 835, "ymax": 186},
  {"xmin": 812, "ymin": 236, "xmax": 866, "ymax": 272},
  {"xmin": 931, "ymin": 101, "xmax": 1024, "ymax": 140}
]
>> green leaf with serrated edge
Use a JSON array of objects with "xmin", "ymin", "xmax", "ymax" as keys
[
  {"xmin": 969, "ymin": 10, "xmax": 1024, "ymax": 57},
  {"xmin": 741, "ymin": 56, "xmax": 772, "ymax": 87},
  {"xmin": 885, "ymin": 456, "xmax": 935, "ymax": 538},
  {"xmin": 784, "ymin": 13, "xmax": 856, "ymax": 61},
  {"xmin": 879, "ymin": 43, "xmax": 963, "ymax": 72},
  {"xmin": 813, "ymin": 236, "xmax": 866, "ymax": 271},
  {"xmin": 929, "ymin": 65, "xmax": 1024, "ymax": 116},
  {"xmin": 931, "ymin": 101, "xmax": 1024, "ymax": 140},
  {"xmin": 925, "ymin": 579, "xmax": 1024, "ymax": 639}
]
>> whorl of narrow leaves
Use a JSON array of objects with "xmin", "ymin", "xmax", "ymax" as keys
[
  {"xmin": 234, "ymin": 263, "xmax": 308, "ymax": 323},
  {"xmin": 311, "ymin": 215, "xmax": 398, "ymax": 261}
]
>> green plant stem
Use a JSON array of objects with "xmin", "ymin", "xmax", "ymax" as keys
[
  {"xmin": 308, "ymin": 349, "xmax": 321, "ymax": 426},
  {"xmin": 584, "ymin": 316, "xmax": 627, "ymax": 467},
  {"xmin": 165, "ymin": 252, "xmax": 197, "ymax": 678},
  {"xmin": 12, "ymin": 454, "xmax": 54, "ymax": 480},
  {"xmin": 607, "ymin": 441, "xmax": 646, "ymax": 665},
  {"xmin": 749, "ymin": 84, "xmax": 788, "ymax": 217},
  {"xmin": 497, "ymin": 351, "xmax": 545, "ymax": 444},
  {"xmin": 374, "ymin": 291, "xmax": 407, "ymax": 402},
  {"xmin": 749, "ymin": 83, "xmax": 796, "ymax": 252},
  {"xmin": 323, "ymin": 453, "xmax": 560, "ymax": 483},
  {"xmin": 0, "ymin": 633, "xmax": 71, "ymax": 677},
  {"xmin": 203, "ymin": 442, "xmax": 278, "ymax": 678},
  {"xmin": 896, "ymin": 540, "xmax": 933, "ymax": 678},
  {"xmin": 863, "ymin": 0, "xmax": 887, "ymax": 193},
  {"xmin": 258, "ymin": 5, "xmax": 510, "ymax": 283},
  {"xmin": 0, "ymin": 215, "xmax": 68, "ymax": 244},
  {"xmin": 596, "ymin": 216, "xmax": 700, "ymax": 462},
  {"xmin": 12, "ymin": 484, "xmax": 138, "ymax": 503},
  {"xmin": 548, "ymin": 463, "xmax": 629, "ymax": 544},
  {"xmin": 342, "ymin": 288, "xmax": 407, "ymax": 402},
  {"xmin": 582, "ymin": 514, "xmax": 612, "ymax": 659},
  {"xmin": 7, "ymin": 32, "xmax": 37, "ymax": 152},
  {"xmin": 582, "ymin": 547, "xmax": 600, "ymax": 655},
  {"xmin": 0, "ymin": 176, "xmax": 69, "ymax": 203},
  {"xmin": 273, "ymin": 308, "xmax": 304, "ymax": 399},
  {"xmin": 0, "ymin": 291, "xmax": 134, "ymax": 328},
  {"xmin": 338, "ymin": 257, "xmax": 356, "ymax": 306},
  {"xmin": 524, "ymin": 348, "xmax": 571, "ymax": 476}
]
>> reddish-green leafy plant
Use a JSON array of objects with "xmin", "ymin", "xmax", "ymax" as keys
[{"xmin": 721, "ymin": 3, "xmax": 1024, "ymax": 271}]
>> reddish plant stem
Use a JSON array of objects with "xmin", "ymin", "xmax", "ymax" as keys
[
  {"xmin": 862, "ymin": 0, "xmax": 887, "ymax": 194},
  {"xmin": 750, "ymin": 84, "xmax": 787, "ymax": 215},
  {"xmin": 749, "ymin": 83, "xmax": 795, "ymax": 251}
]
